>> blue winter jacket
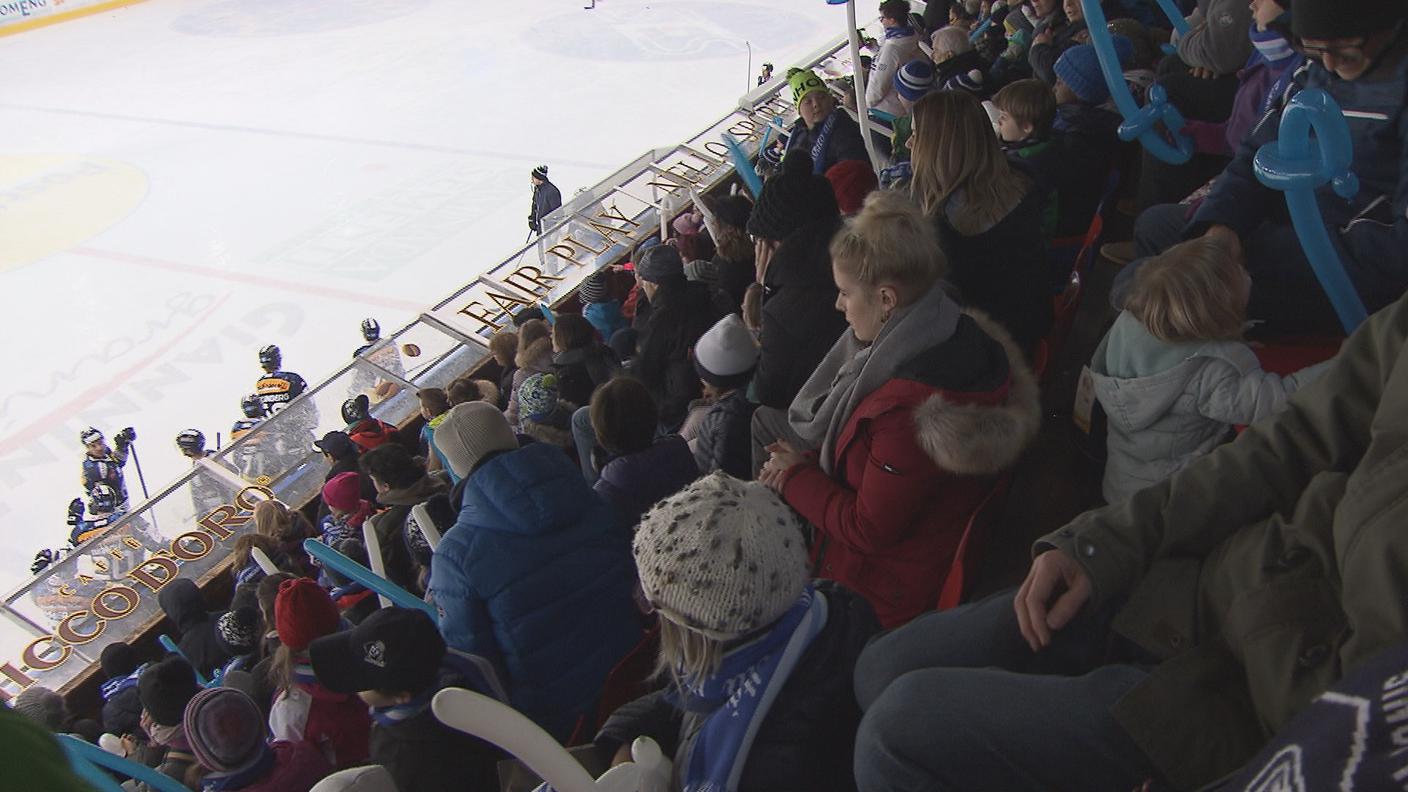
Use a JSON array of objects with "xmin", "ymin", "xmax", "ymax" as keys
[
  {"xmin": 1191, "ymin": 30, "xmax": 1408, "ymax": 315},
  {"xmin": 428, "ymin": 442, "xmax": 642, "ymax": 740}
]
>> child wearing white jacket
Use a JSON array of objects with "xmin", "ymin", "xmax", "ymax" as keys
[{"xmin": 1092, "ymin": 235, "xmax": 1332, "ymax": 504}]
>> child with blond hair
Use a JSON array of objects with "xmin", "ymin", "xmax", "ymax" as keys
[{"xmin": 1091, "ymin": 235, "xmax": 1331, "ymax": 504}]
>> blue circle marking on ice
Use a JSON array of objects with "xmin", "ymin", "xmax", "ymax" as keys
[
  {"xmin": 526, "ymin": 2, "xmax": 820, "ymax": 61},
  {"xmin": 173, "ymin": 0, "xmax": 430, "ymax": 37}
]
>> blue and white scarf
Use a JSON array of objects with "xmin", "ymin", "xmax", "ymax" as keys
[
  {"xmin": 809, "ymin": 112, "xmax": 839, "ymax": 175},
  {"xmin": 371, "ymin": 689, "xmax": 434, "ymax": 727},
  {"xmin": 884, "ymin": 25, "xmax": 915, "ymax": 40},
  {"xmin": 671, "ymin": 586, "xmax": 829, "ymax": 792},
  {"xmin": 1247, "ymin": 24, "xmax": 1303, "ymax": 115},
  {"xmin": 100, "ymin": 663, "xmax": 147, "ymax": 702}
]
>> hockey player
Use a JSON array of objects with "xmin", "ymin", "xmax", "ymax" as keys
[
  {"xmin": 341, "ymin": 394, "xmax": 396, "ymax": 452},
  {"xmin": 253, "ymin": 344, "xmax": 308, "ymax": 417},
  {"xmin": 68, "ymin": 483, "xmax": 127, "ymax": 546},
  {"xmin": 80, "ymin": 426, "xmax": 133, "ymax": 510},
  {"xmin": 353, "ymin": 318, "xmax": 380, "ymax": 358},
  {"xmin": 175, "ymin": 428, "xmax": 208, "ymax": 461},
  {"xmin": 230, "ymin": 394, "xmax": 264, "ymax": 441}
]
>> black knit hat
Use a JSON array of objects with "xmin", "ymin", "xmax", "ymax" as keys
[
  {"xmin": 215, "ymin": 606, "xmax": 262, "ymax": 656},
  {"xmin": 635, "ymin": 244, "xmax": 685, "ymax": 284},
  {"xmin": 138, "ymin": 656, "xmax": 201, "ymax": 727},
  {"xmin": 746, "ymin": 153, "xmax": 840, "ymax": 242},
  {"xmin": 578, "ymin": 271, "xmax": 610, "ymax": 304},
  {"xmin": 100, "ymin": 642, "xmax": 139, "ymax": 679},
  {"xmin": 705, "ymin": 193, "xmax": 755, "ymax": 230},
  {"xmin": 1293, "ymin": 0, "xmax": 1402, "ymax": 39}
]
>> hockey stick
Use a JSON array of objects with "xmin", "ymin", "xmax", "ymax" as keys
[{"xmin": 128, "ymin": 442, "xmax": 150, "ymax": 500}]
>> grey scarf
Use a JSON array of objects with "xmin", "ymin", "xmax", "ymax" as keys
[{"xmin": 788, "ymin": 283, "xmax": 961, "ymax": 473}]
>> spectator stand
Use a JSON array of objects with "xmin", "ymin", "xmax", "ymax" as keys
[{"xmin": 0, "ymin": 29, "xmax": 865, "ymax": 718}]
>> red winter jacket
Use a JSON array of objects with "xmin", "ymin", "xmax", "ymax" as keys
[
  {"xmin": 241, "ymin": 740, "xmax": 332, "ymax": 792},
  {"xmin": 269, "ymin": 680, "xmax": 372, "ymax": 770},
  {"xmin": 781, "ymin": 313, "xmax": 1039, "ymax": 628},
  {"xmin": 348, "ymin": 419, "xmax": 396, "ymax": 452}
]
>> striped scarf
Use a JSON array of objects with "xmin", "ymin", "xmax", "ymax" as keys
[
  {"xmin": 292, "ymin": 654, "xmax": 318, "ymax": 689},
  {"xmin": 371, "ymin": 689, "xmax": 434, "ymax": 727}
]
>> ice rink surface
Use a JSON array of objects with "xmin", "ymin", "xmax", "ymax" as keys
[{"xmin": 0, "ymin": 0, "xmax": 847, "ymax": 592}]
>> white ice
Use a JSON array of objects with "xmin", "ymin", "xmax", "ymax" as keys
[{"xmin": 0, "ymin": 0, "xmax": 851, "ymax": 594}]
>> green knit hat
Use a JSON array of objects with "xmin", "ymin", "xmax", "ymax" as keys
[{"xmin": 787, "ymin": 67, "xmax": 829, "ymax": 105}]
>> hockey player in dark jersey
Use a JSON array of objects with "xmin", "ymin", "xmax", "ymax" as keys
[
  {"xmin": 176, "ymin": 428, "xmax": 234, "ymax": 517},
  {"xmin": 230, "ymin": 394, "xmax": 264, "ymax": 441},
  {"xmin": 353, "ymin": 318, "xmax": 380, "ymax": 358},
  {"xmin": 80, "ymin": 426, "xmax": 133, "ymax": 509},
  {"xmin": 253, "ymin": 344, "xmax": 308, "ymax": 417},
  {"xmin": 68, "ymin": 482, "xmax": 127, "ymax": 546}
]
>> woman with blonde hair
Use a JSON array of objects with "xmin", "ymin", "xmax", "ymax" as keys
[
  {"xmin": 909, "ymin": 89, "xmax": 1053, "ymax": 353},
  {"xmin": 1089, "ymin": 235, "xmax": 1331, "ymax": 504},
  {"xmin": 253, "ymin": 499, "xmax": 317, "ymax": 577},
  {"xmin": 597, "ymin": 473, "xmax": 879, "ymax": 792},
  {"xmin": 755, "ymin": 189, "xmax": 1040, "ymax": 628}
]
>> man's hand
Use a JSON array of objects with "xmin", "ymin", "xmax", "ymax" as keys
[
  {"xmin": 1033, "ymin": 27, "xmax": 1054, "ymax": 46},
  {"xmin": 1014, "ymin": 548, "xmax": 1091, "ymax": 652},
  {"xmin": 1189, "ymin": 65, "xmax": 1217, "ymax": 80}
]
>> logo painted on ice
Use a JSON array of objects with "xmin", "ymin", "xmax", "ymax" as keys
[{"xmin": 0, "ymin": 0, "xmax": 48, "ymax": 19}]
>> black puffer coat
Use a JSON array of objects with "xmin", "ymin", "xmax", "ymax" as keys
[
  {"xmin": 755, "ymin": 217, "xmax": 848, "ymax": 410},
  {"xmin": 635, "ymin": 280, "xmax": 722, "ymax": 431},
  {"xmin": 552, "ymin": 344, "xmax": 620, "ymax": 408},
  {"xmin": 596, "ymin": 582, "xmax": 879, "ymax": 792}
]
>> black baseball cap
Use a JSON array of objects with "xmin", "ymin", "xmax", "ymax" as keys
[
  {"xmin": 308, "ymin": 607, "xmax": 446, "ymax": 695},
  {"xmin": 313, "ymin": 430, "xmax": 356, "ymax": 458}
]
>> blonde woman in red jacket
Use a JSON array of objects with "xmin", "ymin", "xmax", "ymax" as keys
[{"xmin": 758, "ymin": 190, "xmax": 1040, "ymax": 628}]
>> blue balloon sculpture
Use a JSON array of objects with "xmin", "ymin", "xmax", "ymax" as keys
[
  {"xmin": 303, "ymin": 538, "xmax": 438, "ymax": 619},
  {"xmin": 158, "ymin": 634, "xmax": 212, "ymax": 687},
  {"xmin": 723, "ymin": 133, "xmax": 765, "ymax": 199},
  {"xmin": 1253, "ymin": 88, "xmax": 1368, "ymax": 333},
  {"xmin": 1081, "ymin": 0, "xmax": 1194, "ymax": 164},
  {"xmin": 60, "ymin": 734, "xmax": 190, "ymax": 792}
]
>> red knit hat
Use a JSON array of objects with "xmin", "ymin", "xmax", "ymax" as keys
[
  {"xmin": 274, "ymin": 577, "xmax": 340, "ymax": 651},
  {"xmin": 322, "ymin": 472, "xmax": 363, "ymax": 512},
  {"xmin": 825, "ymin": 160, "xmax": 879, "ymax": 216}
]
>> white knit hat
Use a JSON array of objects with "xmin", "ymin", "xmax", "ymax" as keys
[
  {"xmin": 692, "ymin": 314, "xmax": 759, "ymax": 388},
  {"xmin": 633, "ymin": 473, "xmax": 809, "ymax": 640},
  {"xmin": 433, "ymin": 402, "xmax": 518, "ymax": 478}
]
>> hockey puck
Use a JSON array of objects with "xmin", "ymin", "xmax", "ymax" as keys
[{"xmin": 401, "ymin": 343, "xmax": 422, "ymax": 357}]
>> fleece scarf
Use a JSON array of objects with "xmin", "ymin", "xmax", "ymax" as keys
[
  {"xmin": 788, "ymin": 283, "xmax": 961, "ymax": 473},
  {"xmin": 670, "ymin": 587, "xmax": 828, "ymax": 792}
]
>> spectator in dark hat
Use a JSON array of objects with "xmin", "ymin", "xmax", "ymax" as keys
[
  {"xmin": 360, "ymin": 442, "xmax": 447, "ymax": 595},
  {"xmin": 158, "ymin": 577, "xmax": 232, "ymax": 680},
  {"xmin": 309, "ymin": 607, "xmax": 501, "ymax": 792},
  {"xmin": 314, "ymin": 429, "xmax": 375, "ymax": 522},
  {"xmin": 589, "ymin": 377, "xmax": 699, "ymax": 529},
  {"xmin": 138, "ymin": 656, "xmax": 202, "ymax": 785},
  {"xmin": 577, "ymin": 270, "xmax": 626, "ymax": 343},
  {"xmin": 99, "ymin": 641, "xmax": 147, "ymax": 740},
  {"xmin": 631, "ymin": 244, "xmax": 722, "ymax": 432},
  {"xmin": 746, "ymin": 152, "xmax": 848, "ymax": 410}
]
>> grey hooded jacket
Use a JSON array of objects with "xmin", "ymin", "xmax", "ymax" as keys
[{"xmin": 1091, "ymin": 311, "xmax": 1330, "ymax": 504}]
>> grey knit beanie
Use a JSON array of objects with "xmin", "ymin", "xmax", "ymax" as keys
[
  {"xmin": 12, "ymin": 686, "xmax": 68, "ymax": 732},
  {"xmin": 633, "ymin": 473, "xmax": 810, "ymax": 640},
  {"xmin": 434, "ymin": 402, "xmax": 518, "ymax": 478}
]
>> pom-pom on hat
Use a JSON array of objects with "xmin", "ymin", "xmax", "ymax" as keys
[
  {"xmin": 894, "ymin": 59, "xmax": 936, "ymax": 102},
  {"xmin": 321, "ymin": 472, "xmax": 364, "ymax": 514},
  {"xmin": 216, "ymin": 606, "xmax": 262, "ymax": 656},
  {"xmin": 138, "ymin": 656, "xmax": 201, "ymax": 727},
  {"xmin": 531, "ymin": 165, "xmax": 549, "ymax": 181},
  {"xmin": 633, "ymin": 473, "xmax": 810, "ymax": 640},
  {"xmin": 746, "ymin": 153, "xmax": 840, "ymax": 242},
  {"xmin": 274, "ymin": 577, "xmax": 341, "ymax": 652},
  {"xmin": 517, "ymin": 373, "xmax": 561, "ymax": 422},
  {"xmin": 634, "ymin": 244, "xmax": 685, "ymax": 284},
  {"xmin": 694, "ymin": 314, "xmax": 759, "ymax": 389},
  {"xmin": 787, "ymin": 67, "xmax": 829, "ymax": 105},
  {"xmin": 434, "ymin": 402, "xmax": 519, "ymax": 479},
  {"xmin": 183, "ymin": 687, "xmax": 266, "ymax": 774}
]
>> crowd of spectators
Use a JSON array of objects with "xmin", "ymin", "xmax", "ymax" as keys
[{"xmin": 12, "ymin": 0, "xmax": 1408, "ymax": 789}]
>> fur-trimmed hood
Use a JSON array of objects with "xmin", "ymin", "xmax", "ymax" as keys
[
  {"xmin": 906, "ymin": 310, "xmax": 1041, "ymax": 476},
  {"xmin": 515, "ymin": 336, "xmax": 554, "ymax": 372}
]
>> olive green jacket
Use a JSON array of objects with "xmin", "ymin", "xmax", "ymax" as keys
[{"xmin": 1041, "ymin": 293, "xmax": 1408, "ymax": 790}]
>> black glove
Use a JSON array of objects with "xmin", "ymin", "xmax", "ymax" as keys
[
  {"xmin": 31, "ymin": 549, "xmax": 54, "ymax": 576},
  {"xmin": 115, "ymin": 427, "xmax": 137, "ymax": 445},
  {"xmin": 67, "ymin": 498, "xmax": 84, "ymax": 526}
]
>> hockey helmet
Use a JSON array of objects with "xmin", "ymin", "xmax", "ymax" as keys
[
  {"xmin": 175, "ymin": 429, "xmax": 205, "ymax": 454},
  {"xmin": 258, "ymin": 344, "xmax": 281, "ymax": 369},
  {"xmin": 241, "ymin": 394, "xmax": 264, "ymax": 419},
  {"xmin": 88, "ymin": 482, "xmax": 118, "ymax": 514},
  {"xmin": 360, "ymin": 318, "xmax": 380, "ymax": 343},
  {"xmin": 341, "ymin": 394, "xmax": 371, "ymax": 425},
  {"xmin": 80, "ymin": 427, "xmax": 104, "ymax": 446}
]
